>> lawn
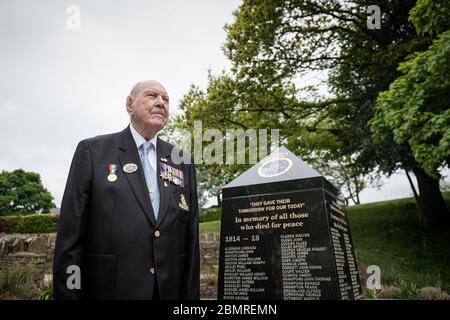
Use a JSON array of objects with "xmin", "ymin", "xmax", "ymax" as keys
[
  {"xmin": 347, "ymin": 194, "xmax": 450, "ymax": 292},
  {"xmin": 200, "ymin": 193, "xmax": 450, "ymax": 291},
  {"xmin": 199, "ymin": 220, "xmax": 221, "ymax": 233}
]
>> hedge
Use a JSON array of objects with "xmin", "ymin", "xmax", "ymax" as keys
[
  {"xmin": 0, "ymin": 208, "xmax": 221, "ymax": 233},
  {"xmin": 0, "ymin": 214, "xmax": 58, "ymax": 234},
  {"xmin": 199, "ymin": 207, "xmax": 221, "ymax": 223},
  {"xmin": 0, "ymin": 211, "xmax": 36, "ymax": 217}
]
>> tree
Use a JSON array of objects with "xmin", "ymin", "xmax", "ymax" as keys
[
  {"xmin": 370, "ymin": 0, "xmax": 450, "ymax": 222},
  {"xmin": 222, "ymin": 0, "xmax": 448, "ymax": 221},
  {"xmin": 175, "ymin": 77, "xmax": 270, "ymax": 206},
  {"xmin": 176, "ymin": 71, "xmax": 377, "ymax": 206},
  {"xmin": 176, "ymin": 0, "xmax": 449, "ymax": 222},
  {"xmin": 317, "ymin": 155, "xmax": 383, "ymax": 205},
  {"xmin": 0, "ymin": 169, "xmax": 55, "ymax": 215}
]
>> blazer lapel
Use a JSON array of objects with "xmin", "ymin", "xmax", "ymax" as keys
[{"xmin": 118, "ymin": 126, "xmax": 157, "ymax": 226}]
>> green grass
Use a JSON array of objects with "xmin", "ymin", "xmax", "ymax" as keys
[
  {"xmin": 199, "ymin": 220, "xmax": 221, "ymax": 233},
  {"xmin": 200, "ymin": 193, "xmax": 450, "ymax": 291},
  {"xmin": 347, "ymin": 194, "xmax": 450, "ymax": 292}
]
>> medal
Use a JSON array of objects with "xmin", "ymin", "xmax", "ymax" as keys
[
  {"xmin": 107, "ymin": 164, "xmax": 118, "ymax": 182},
  {"xmin": 179, "ymin": 194, "xmax": 189, "ymax": 211}
]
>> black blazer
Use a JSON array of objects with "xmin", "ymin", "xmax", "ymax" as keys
[{"xmin": 53, "ymin": 126, "xmax": 200, "ymax": 300}]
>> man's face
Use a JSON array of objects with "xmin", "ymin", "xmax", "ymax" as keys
[{"xmin": 126, "ymin": 81, "xmax": 169, "ymax": 132}]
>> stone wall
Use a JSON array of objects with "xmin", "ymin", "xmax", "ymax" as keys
[
  {"xmin": 0, "ymin": 233, "xmax": 56, "ymax": 283},
  {"xmin": 200, "ymin": 232, "xmax": 220, "ymax": 272},
  {"xmin": 0, "ymin": 232, "xmax": 220, "ymax": 297}
]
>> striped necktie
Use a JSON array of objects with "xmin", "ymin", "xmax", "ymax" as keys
[{"xmin": 139, "ymin": 141, "xmax": 160, "ymax": 221}]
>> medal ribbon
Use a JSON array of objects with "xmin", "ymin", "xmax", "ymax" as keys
[{"xmin": 109, "ymin": 164, "xmax": 117, "ymax": 175}]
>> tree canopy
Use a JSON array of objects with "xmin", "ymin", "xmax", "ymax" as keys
[
  {"xmin": 176, "ymin": 0, "xmax": 449, "ymax": 221},
  {"xmin": 371, "ymin": 0, "xmax": 450, "ymax": 178},
  {"xmin": 0, "ymin": 169, "xmax": 55, "ymax": 215}
]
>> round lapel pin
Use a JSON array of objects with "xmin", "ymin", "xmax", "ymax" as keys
[{"xmin": 123, "ymin": 163, "xmax": 138, "ymax": 173}]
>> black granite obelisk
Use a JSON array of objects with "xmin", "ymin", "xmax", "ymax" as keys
[{"xmin": 217, "ymin": 147, "xmax": 363, "ymax": 300}]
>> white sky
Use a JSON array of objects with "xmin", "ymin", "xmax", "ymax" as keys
[{"xmin": 0, "ymin": 0, "xmax": 447, "ymax": 208}]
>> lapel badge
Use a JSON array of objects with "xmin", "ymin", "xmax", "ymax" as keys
[
  {"xmin": 123, "ymin": 163, "xmax": 138, "ymax": 174},
  {"xmin": 179, "ymin": 194, "xmax": 189, "ymax": 211},
  {"xmin": 107, "ymin": 164, "xmax": 118, "ymax": 182},
  {"xmin": 160, "ymin": 157, "xmax": 168, "ymax": 163}
]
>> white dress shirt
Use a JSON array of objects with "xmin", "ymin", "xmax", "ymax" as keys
[{"xmin": 130, "ymin": 123, "xmax": 158, "ymax": 171}]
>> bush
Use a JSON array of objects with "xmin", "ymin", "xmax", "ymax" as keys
[
  {"xmin": 199, "ymin": 207, "xmax": 221, "ymax": 223},
  {"xmin": 393, "ymin": 280, "xmax": 419, "ymax": 299},
  {"xmin": 0, "ymin": 217, "xmax": 8, "ymax": 233},
  {"xmin": 38, "ymin": 280, "xmax": 53, "ymax": 300},
  {"xmin": 0, "ymin": 216, "xmax": 21, "ymax": 233},
  {"xmin": 14, "ymin": 214, "xmax": 58, "ymax": 233},
  {"xmin": 0, "ymin": 265, "xmax": 36, "ymax": 299},
  {"xmin": 0, "ymin": 211, "xmax": 36, "ymax": 217},
  {"xmin": 0, "ymin": 214, "xmax": 58, "ymax": 234}
]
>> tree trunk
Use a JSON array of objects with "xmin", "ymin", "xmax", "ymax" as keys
[
  {"xmin": 412, "ymin": 166, "xmax": 449, "ymax": 223},
  {"xmin": 217, "ymin": 193, "xmax": 222, "ymax": 207},
  {"xmin": 345, "ymin": 178, "xmax": 360, "ymax": 205},
  {"xmin": 405, "ymin": 169, "xmax": 420, "ymax": 203},
  {"xmin": 353, "ymin": 175, "xmax": 361, "ymax": 205}
]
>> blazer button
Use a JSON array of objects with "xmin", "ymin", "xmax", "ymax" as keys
[
  {"xmin": 154, "ymin": 230, "xmax": 161, "ymax": 238},
  {"xmin": 149, "ymin": 267, "xmax": 155, "ymax": 275}
]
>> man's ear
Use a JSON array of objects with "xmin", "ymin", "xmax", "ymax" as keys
[{"xmin": 126, "ymin": 96, "xmax": 133, "ymax": 115}]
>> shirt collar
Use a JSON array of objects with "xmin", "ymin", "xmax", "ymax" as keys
[{"xmin": 130, "ymin": 123, "xmax": 158, "ymax": 151}]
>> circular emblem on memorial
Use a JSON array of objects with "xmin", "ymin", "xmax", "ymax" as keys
[{"xmin": 257, "ymin": 154, "xmax": 293, "ymax": 178}]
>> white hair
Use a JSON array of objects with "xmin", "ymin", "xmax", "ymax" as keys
[{"xmin": 129, "ymin": 80, "xmax": 165, "ymax": 97}]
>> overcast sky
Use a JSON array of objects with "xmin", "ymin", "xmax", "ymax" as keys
[{"xmin": 0, "ymin": 0, "xmax": 447, "ymax": 208}]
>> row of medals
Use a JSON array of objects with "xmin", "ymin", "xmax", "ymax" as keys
[
  {"xmin": 160, "ymin": 172, "xmax": 183, "ymax": 187},
  {"xmin": 107, "ymin": 164, "xmax": 183, "ymax": 187},
  {"xmin": 107, "ymin": 164, "xmax": 188, "ymax": 210}
]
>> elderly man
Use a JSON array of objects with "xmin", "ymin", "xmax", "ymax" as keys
[{"xmin": 53, "ymin": 80, "xmax": 200, "ymax": 300}]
